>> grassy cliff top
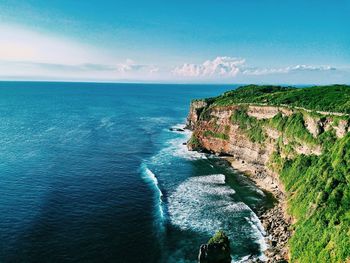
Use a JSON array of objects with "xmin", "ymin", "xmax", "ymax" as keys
[{"xmin": 204, "ymin": 85, "xmax": 350, "ymax": 114}]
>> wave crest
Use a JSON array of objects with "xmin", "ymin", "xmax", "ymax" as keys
[{"xmin": 140, "ymin": 163, "xmax": 164, "ymax": 219}]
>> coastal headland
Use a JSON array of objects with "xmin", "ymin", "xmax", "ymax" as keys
[{"xmin": 187, "ymin": 85, "xmax": 350, "ymax": 262}]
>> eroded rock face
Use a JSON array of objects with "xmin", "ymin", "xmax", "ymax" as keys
[
  {"xmin": 304, "ymin": 115, "xmax": 320, "ymax": 137},
  {"xmin": 186, "ymin": 100, "xmax": 208, "ymax": 129},
  {"xmin": 334, "ymin": 119, "xmax": 349, "ymax": 138},
  {"xmin": 198, "ymin": 231, "xmax": 231, "ymax": 263},
  {"xmin": 187, "ymin": 104, "xmax": 350, "ymax": 166},
  {"xmin": 247, "ymin": 105, "xmax": 279, "ymax": 119},
  {"xmin": 294, "ymin": 143, "xmax": 322, "ymax": 156},
  {"xmin": 247, "ymin": 105, "xmax": 293, "ymax": 120}
]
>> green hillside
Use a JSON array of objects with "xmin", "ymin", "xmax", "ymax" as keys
[
  {"xmin": 204, "ymin": 85, "xmax": 350, "ymax": 114},
  {"xmin": 272, "ymin": 126, "xmax": 350, "ymax": 262}
]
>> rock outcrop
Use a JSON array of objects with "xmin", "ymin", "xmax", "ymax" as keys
[
  {"xmin": 186, "ymin": 99, "xmax": 208, "ymax": 129},
  {"xmin": 198, "ymin": 231, "xmax": 231, "ymax": 263}
]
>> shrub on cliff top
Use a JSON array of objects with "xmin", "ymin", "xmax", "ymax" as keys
[{"xmin": 208, "ymin": 230, "xmax": 229, "ymax": 245}]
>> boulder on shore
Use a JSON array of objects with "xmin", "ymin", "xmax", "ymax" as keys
[
  {"xmin": 198, "ymin": 231, "xmax": 231, "ymax": 263},
  {"xmin": 169, "ymin": 127, "xmax": 185, "ymax": 132}
]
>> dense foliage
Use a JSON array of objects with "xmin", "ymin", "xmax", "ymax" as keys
[
  {"xmin": 269, "ymin": 112, "xmax": 318, "ymax": 145},
  {"xmin": 230, "ymin": 107, "xmax": 319, "ymax": 146},
  {"xmin": 230, "ymin": 107, "xmax": 266, "ymax": 143},
  {"xmin": 273, "ymin": 134, "xmax": 350, "ymax": 262},
  {"xmin": 208, "ymin": 85, "xmax": 350, "ymax": 114},
  {"xmin": 207, "ymin": 230, "xmax": 230, "ymax": 245},
  {"xmin": 203, "ymin": 130, "xmax": 229, "ymax": 140}
]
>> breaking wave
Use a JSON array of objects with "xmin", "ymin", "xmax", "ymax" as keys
[
  {"xmin": 142, "ymin": 122, "xmax": 268, "ymax": 261},
  {"xmin": 140, "ymin": 163, "xmax": 164, "ymax": 220},
  {"xmin": 151, "ymin": 124, "xmax": 206, "ymax": 165},
  {"xmin": 168, "ymin": 174, "xmax": 245, "ymax": 233},
  {"xmin": 167, "ymin": 174, "xmax": 267, "ymax": 260}
]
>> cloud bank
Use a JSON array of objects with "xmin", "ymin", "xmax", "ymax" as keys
[
  {"xmin": 172, "ymin": 57, "xmax": 245, "ymax": 78},
  {"xmin": 243, "ymin": 64, "xmax": 336, "ymax": 76},
  {"xmin": 173, "ymin": 57, "xmax": 337, "ymax": 79},
  {"xmin": 0, "ymin": 24, "xmax": 345, "ymax": 83},
  {"xmin": 0, "ymin": 24, "xmax": 159, "ymax": 81},
  {"xmin": 116, "ymin": 59, "xmax": 159, "ymax": 74}
]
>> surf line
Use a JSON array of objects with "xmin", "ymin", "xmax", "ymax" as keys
[{"xmin": 140, "ymin": 163, "xmax": 165, "ymax": 220}]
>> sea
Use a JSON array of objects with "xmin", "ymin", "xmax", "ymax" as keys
[{"xmin": 0, "ymin": 82, "xmax": 274, "ymax": 263}]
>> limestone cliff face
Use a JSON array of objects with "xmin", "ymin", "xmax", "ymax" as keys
[
  {"xmin": 186, "ymin": 99, "xmax": 208, "ymax": 130},
  {"xmin": 187, "ymin": 102, "xmax": 349, "ymax": 178}
]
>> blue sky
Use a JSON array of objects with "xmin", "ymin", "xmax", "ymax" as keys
[{"xmin": 0, "ymin": 0, "xmax": 349, "ymax": 83}]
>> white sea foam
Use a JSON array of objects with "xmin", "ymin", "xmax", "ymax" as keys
[
  {"xmin": 251, "ymin": 187, "xmax": 265, "ymax": 197},
  {"xmin": 233, "ymin": 255, "xmax": 252, "ymax": 263},
  {"xmin": 167, "ymin": 174, "xmax": 268, "ymax": 261},
  {"xmin": 169, "ymin": 136, "xmax": 206, "ymax": 160},
  {"xmin": 151, "ymin": 124, "xmax": 206, "ymax": 163},
  {"xmin": 246, "ymin": 213, "xmax": 268, "ymax": 261},
  {"xmin": 168, "ymin": 174, "xmax": 245, "ymax": 233},
  {"xmin": 97, "ymin": 117, "xmax": 114, "ymax": 130},
  {"xmin": 140, "ymin": 116, "xmax": 173, "ymax": 125},
  {"xmin": 168, "ymin": 123, "xmax": 188, "ymax": 134},
  {"xmin": 149, "ymin": 123, "xmax": 268, "ymax": 261},
  {"xmin": 140, "ymin": 163, "xmax": 164, "ymax": 219},
  {"xmin": 45, "ymin": 126, "xmax": 56, "ymax": 132}
]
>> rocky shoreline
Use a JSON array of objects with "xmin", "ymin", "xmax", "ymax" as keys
[
  {"xmin": 223, "ymin": 156, "xmax": 291, "ymax": 263},
  {"xmin": 185, "ymin": 130, "xmax": 292, "ymax": 262}
]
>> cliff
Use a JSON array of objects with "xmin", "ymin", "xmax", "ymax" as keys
[{"xmin": 187, "ymin": 85, "xmax": 350, "ymax": 263}]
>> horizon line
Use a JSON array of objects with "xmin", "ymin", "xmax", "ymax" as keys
[{"xmin": 0, "ymin": 79, "xmax": 347, "ymax": 87}]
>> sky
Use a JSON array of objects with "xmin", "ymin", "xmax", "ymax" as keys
[{"xmin": 0, "ymin": 0, "xmax": 349, "ymax": 84}]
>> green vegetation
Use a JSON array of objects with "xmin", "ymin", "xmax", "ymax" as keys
[
  {"xmin": 208, "ymin": 230, "xmax": 230, "ymax": 245},
  {"xmin": 272, "ymin": 134, "xmax": 350, "ymax": 262},
  {"xmin": 188, "ymin": 134, "xmax": 202, "ymax": 149},
  {"xmin": 229, "ymin": 107, "xmax": 318, "ymax": 145},
  {"xmin": 207, "ymin": 84, "xmax": 350, "ymax": 114},
  {"xmin": 203, "ymin": 130, "xmax": 229, "ymax": 140},
  {"xmin": 230, "ymin": 106, "xmax": 349, "ymax": 262},
  {"xmin": 270, "ymin": 112, "xmax": 318, "ymax": 145},
  {"xmin": 230, "ymin": 107, "xmax": 266, "ymax": 143}
]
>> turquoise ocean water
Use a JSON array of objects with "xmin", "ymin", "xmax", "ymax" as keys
[{"xmin": 0, "ymin": 82, "xmax": 273, "ymax": 262}]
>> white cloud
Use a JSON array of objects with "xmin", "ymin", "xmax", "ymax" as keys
[
  {"xmin": 172, "ymin": 56, "xmax": 245, "ymax": 78},
  {"xmin": 0, "ymin": 24, "xmax": 342, "ymax": 83},
  {"xmin": 0, "ymin": 24, "xmax": 160, "ymax": 81},
  {"xmin": 289, "ymin": 65, "xmax": 336, "ymax": 72},
  {"xmin": 116, "ymin": 59, "xmax": 159, "ymax": 74},
  {"xmin": 243, "ymin": 64, "xmax": 336, "ymax": 75},
  {"xmin": 173, "ymin": 57, "xmax": 337, "ymax": 80}
]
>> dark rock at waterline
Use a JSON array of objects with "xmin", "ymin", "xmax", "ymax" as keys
[
  {"xmin": 169, "ymin": 127, "xmax": 185, "ymax": 132},
  {"xmin": 198, "ymin": 231, "xmax": 231, "ymax": 263},
  {"xmin": 183, "ymin": 142, "xmax": 187, "ymax": 145}
]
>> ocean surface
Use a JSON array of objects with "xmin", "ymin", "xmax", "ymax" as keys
[{"xmin": 0, "ymin": 82, "xmax": 274, "ymax": 263}]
